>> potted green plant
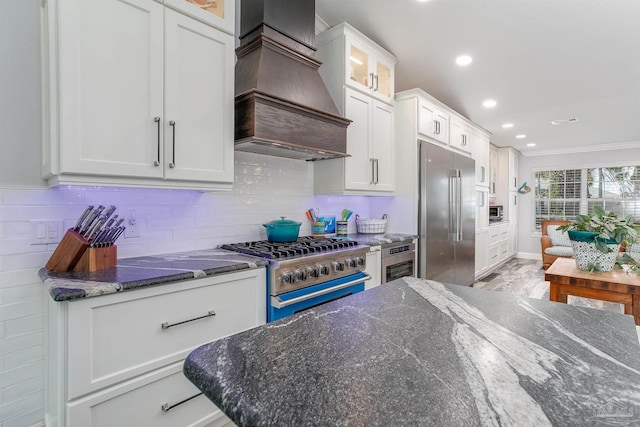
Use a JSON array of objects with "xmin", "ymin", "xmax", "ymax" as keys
[{"xmin": 557, "ymin": 206, "xmax": 639, "ymax": 272}]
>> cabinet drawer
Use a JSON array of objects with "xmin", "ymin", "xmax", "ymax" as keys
[
  {"xmin": 68, "ymin": 362, "xmax": 230, "ymax": 427},
  {"xmin": 67, "ymin": 269, "xmax": 265, "ymax": 399},
  {"xmin": 489, "ymin": 227, "xmax": 501, "ymax": 246},
  {"xmin": 488, "ymin": 246, "xmax": 499, "ymax": 266}
]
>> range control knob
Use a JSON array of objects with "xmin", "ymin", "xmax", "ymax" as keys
[
  {"xmin": 319, "ymin": 264, "xmax": 330, "ymax": 276},
  {"xmin": 281, "ymin": 272, "xmax": 293, "ymax": 284},
  {"xmin": 307, "ymin": 266, "xmax": 320, "ymax": 278},
  {"xmin": 332, "ymin": 261, "xmax": 345, "ymax": 272},
  {"xmin": 355, "ymin": 257, "xmax": 365, "ymax": 267},
  {"xmin": 293, "ymin": 269, "xmax": 307, "ymax": 282}
]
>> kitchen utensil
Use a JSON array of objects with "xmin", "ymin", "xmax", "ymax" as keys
[
  {"xmin": 263, "ymin": 217, "xmax": 302, "ymax": 242},
  {"xmin": 305, "ymin": 210, "xmax": 313, "ymax": 221},
  {"xmin": 312, "ymin": 221, "xmax": 325, "ymax": 236},
  {"xmin": 73, "ymin": 206, "xmax": 94, "ymax": 231},
  {"xmin": 336, "ymin": 221, "xmax": 348, "ymax": 236}
]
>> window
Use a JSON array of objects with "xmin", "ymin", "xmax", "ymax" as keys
[{"xmin": 534, "ymin": 166, "xmax": 640, "ymax": 230}]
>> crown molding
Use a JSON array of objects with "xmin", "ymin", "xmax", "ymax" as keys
[{"xmin": 519, "ymin": 140, "xmax": 640, "ymax": 157}]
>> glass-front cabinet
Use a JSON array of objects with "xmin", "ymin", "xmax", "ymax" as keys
[
  {"xmin": 317, "ymin": 22, "xmax": 397, "ymax": 104},
  {"xmin": 345, "ymin": 33, "xmax": 395, "ymax": 103},
  {"xmin": 165, "ymin": 0, "xmax": 234, "ymax": 35}
]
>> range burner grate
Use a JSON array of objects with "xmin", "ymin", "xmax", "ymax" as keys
[{"xmin": 221, "ymin": 236, "xmax": 358, "ymax": 259}]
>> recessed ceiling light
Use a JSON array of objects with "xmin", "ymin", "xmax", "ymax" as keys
[
  {"xmin": 482, "ymin": 99, "xmax": 497, "ymax": 108},
  {"xmin": 455, "ymin": 55, "xmax": 472, "ymax": 66},
  {"xmin": 502, "ymin": 123, "xmax": 514, "ymax": 129},
  {"xmin": 526, "ymin": 143, "xmax": 536, "ymax": 147},
  {"xmin": 516, "ymin": 134, "xmax": 526, "ymax": 139}
]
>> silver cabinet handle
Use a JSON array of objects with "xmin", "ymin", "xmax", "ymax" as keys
[
  {"xmin": 374, "ymin": 74, "xmax": 379, "ymax": 91},
  {"xmin": 154, "ymin": 117, "xmax": 161, "ymax": 166},
  {"xmin": 161, "ymin": 310, "xmax": 216, "ymax": 330},
  {"xmin": 271, "ymin": 274, "xmax": 371, "ymax": 309},
  {"xmin": 369, "ymin": 72, "xmax": 375, "ymax": 90},
  {"xmin": 481, "ymin": 166, "xmax": 485, "ymax": 183},
  {"xmin": 161, "ymin": 392, "xmax": 203, "ymax": 412},
  {"xmin": 169, "ymin": 120, "xmax": 176, "ymax": 168},
  {"xmin": 375, "ymin": 159, "xmax": 379, "ymax": 184},
  {"xmin": 370, "ymin": 158, "xmax": 375, "ymax": 184}
]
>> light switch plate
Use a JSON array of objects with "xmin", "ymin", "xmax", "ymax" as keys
[{"xmin": 30, "ymin": 220, "xmax": 64, "ymax": 245}]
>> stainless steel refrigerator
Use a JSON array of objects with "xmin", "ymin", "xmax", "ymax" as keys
[{"xmin": 418, "ymin": 140, "xmax": 475, "ymax": 286}]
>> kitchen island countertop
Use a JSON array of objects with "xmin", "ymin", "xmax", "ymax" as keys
[
  {"xmin": 184, "ymin": 276, "xmax": 640, "ymax": 426},
  {"xmin": 39, "ymin": 248, "xmax": 267, "ymax": 302}
]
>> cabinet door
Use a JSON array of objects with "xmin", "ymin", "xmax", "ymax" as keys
[
  {"xmin": 489, "ymin": 146, "xmax": 498, "ymax": 195},
  {"xmin": 344, "ymin": 88, "xmax": 373, "ymax": 191},
  {"xmin": 475, "ymin": 229, "xmax": 489, "ymax": 277},
  {"xmin": 345, "ymin": 39, "xmax": 373, "ymax": 94},
  {"xmin": 372, "ymin": 55, "xmax": 394, "ymax": 103},
  {"xmin": 476, "ymin": 188, "xmax": 489, "ymax": 229},
  {"xmin": 165, "ymin": 0, "xmax": 234, "ymax": 35},
  {"xmin": 164, "ymin": 10, "xmax": 234, "ymax": 183},
  {"xmin": 57, "ymin": 0, "xmax": 164, "ymax": 178},
  {"xmin": 433, "ymin": 109, "xmax": 449, "ymax": 144},
  {"xmin": 508, "ymin": 148, "xmax": 519, "ymax": 191},
  {"xmin": 370, "ymin": 100, "xmax": 394, "ymax": 192},
  {"xmin": 417, "ymin": 99, "xmax": 436, "ymax": 138},
  {"xmin": 473, "ymin": 132, "xmax": 490, "ymax": 187},
  {"xmin": 364, "ymin": 247, "xmax": 381, "ymax": 290},
  {"xmin": 450, "ymin": 117, "xmax": 472, "ymax": 154}
]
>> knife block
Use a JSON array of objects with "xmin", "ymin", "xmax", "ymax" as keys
[
  {"xmin": 73, "ymin": 245, "xmax": 117, "ymax": 272},
  {"xmin": 45, "ymin": 229, "xmax": 117, "ymax": 272}
]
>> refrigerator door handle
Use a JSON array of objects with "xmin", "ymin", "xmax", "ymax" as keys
[{"xmin": 451, "ymin": 169, "xmax": 462, "ymax": 242}]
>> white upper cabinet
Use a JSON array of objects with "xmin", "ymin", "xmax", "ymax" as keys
[
  {"xmin": 471, "ymin": 129, "xmax": 490, "ymax": 187},
  {"xmin": 417, "ymin": 97, "xmax": 449, "ymax": 145},
  {"xmin": 164, "ymin": 0, "xmax": 234, "ymax": 35},
  {"xmin": 316, "ymin": 22, "xmax": 397, "ymax": 105},
  {"xmin": 449, "ymin": 116, "xmax": 473, "ymax": 154},
  {"xmin": 41, "ymin": 0, "xmax": 234, "ymax": 190},
  {"xmin": 314, "ymin": 88, "xmax": 395, "ymax": 194},
  {"xmin": 314, "ymin": 23, "xmax": 396, "ymax": 194}
]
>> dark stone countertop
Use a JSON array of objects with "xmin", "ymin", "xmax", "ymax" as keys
[
  {"xmin": 346, "ymin": 233, "xmax": 417, "ymax": 246},
  {"xmin": 39, "ymin": 249, "xmax": 267, "ymax": 302},
  {"xmin": 184, "ymin": 276, "xmax": 640, "ymax": 427}
]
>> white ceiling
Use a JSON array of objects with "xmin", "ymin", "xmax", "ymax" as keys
[{"xmin": 315, "ymin": 0, "xmax": 640, "ymax": 156}]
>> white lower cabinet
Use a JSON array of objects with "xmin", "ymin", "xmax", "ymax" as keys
[
  {"xmin": 365, "ymin": 245, "xmax": 382, "ymax": 290},
  {"xmin": 67, "ymin": 362, "xmax": 231, "ymax": 427},
  {"xmin": 488, "ymin": 222, "xmax": 510, "ymax": 268},
  {"xmin": 475, "ymin": 229, "xmax": 489, "ymax": 277},
  {"xmin": 46, "ymin": 268, "xmax": 266, "ymax": 427}
]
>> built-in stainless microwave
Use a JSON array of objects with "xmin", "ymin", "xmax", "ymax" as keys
[{"xmin": 489, "ymin": 205, "xmax": 503, "ymax": 222}]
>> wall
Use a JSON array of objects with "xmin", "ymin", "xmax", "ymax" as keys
[
  {"xmin": 517, "ymin": 147, "xmax": 640, "ymax": 258},
  {"xmin": 0, "ymin": 1, "xmax": 370, "ymax": 425}
]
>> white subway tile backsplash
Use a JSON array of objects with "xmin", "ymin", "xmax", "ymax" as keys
[
  {"xmin": 0, "ymin": 302, "xmax": 42, "ymax": 323},
  {"xmin": 0, "ymin": 393, "xmax": 43, "ymax": 425},
  {"xmin": 0, "ymin": 362, "xmax": 42, "ymax": 391},
  {"xmin": 5, "ymin": 315, "xmax": 43, "ymax": 337},
  {"xmin": 4, "ymin": 284, "xmax": 42, "ymax": 305},
  {"xmin": 4, "ymin": 346, "xmax": 43, "ymax": 371},
  {"xmin": 4, "ymin": 377, "xmax": 44, "ymax": 406},
  {"xmin": 0, "ymin": 331, "xmax": 44, "ymax": 357}
]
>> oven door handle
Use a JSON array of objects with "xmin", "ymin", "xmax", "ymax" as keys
[{"xmin": 270, "ymin": 273, "xmax": 371, "ymax": 309}]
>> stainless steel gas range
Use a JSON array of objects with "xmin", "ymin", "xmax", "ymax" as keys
[{"xmin": 221, "ymin": 237, "xmax": 370, "ymax": 322}]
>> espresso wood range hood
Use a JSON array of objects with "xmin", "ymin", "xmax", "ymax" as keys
[{"xmin": 234, "ymin": 0, "xmax": 351, "ymax": 160}]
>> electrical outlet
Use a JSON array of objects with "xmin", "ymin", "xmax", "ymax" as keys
[
  {"xmin": 124, "ymin": 209, "xmax": 141, "ymax": 238},
  {"xmin": 30, "ymin": 220, "xmax": 65, "ymax": 245}
]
